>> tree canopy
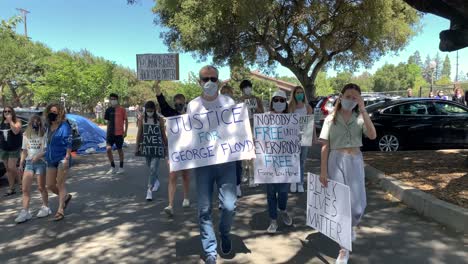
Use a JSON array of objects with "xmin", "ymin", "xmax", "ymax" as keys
[{"xmin": 152, "ymin": 0, "xmax": 420, "ymax": 96}]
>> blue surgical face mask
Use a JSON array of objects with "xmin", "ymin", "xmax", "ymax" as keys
[
  {"xmin": 341, "ymin": 98, "xmax": 357, "ymax": 111},
  {"xmin": 273, "ymin": 102, "xmax": 286, "ymax": 112},
  {"xmin": 202, "ymin": 81, "xmax": 218, "ymax": 96}
]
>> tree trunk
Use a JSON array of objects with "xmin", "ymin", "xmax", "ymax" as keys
[
  {"xmin": 303, "ymin": 81, "xmax": 316, "ymax": 101},
  {"xmin": 0, "ymin": 82, "xmax": 5, "ymax": 107},
  {"xmin": 7, "ymin": 82, "xmax": 23, "ymax": 108}
]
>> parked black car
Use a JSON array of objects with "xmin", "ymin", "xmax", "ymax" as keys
[{"xmin": 363, "ymin": 98, "xmax": 468, "ymax": 151}]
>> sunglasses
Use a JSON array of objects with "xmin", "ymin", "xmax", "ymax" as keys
[
  {"xmin": 201, "ymin": 77, "xmax": 218, "ymax": 83},
  {"xmin": 272, "ymin": 98, "xmax": 286, "ymax": 103},
  {"xmin": 3, "ymin": 110, "xmax": 11, "ymax": 113}
]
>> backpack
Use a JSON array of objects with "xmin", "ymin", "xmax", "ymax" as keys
[{"xmin": 66, "ymin": 119, "xmax": 82, "ymax": 151}]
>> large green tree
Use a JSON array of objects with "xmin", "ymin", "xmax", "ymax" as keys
[
  {"xmin": 0, "ymin": 16, "xmax": 52, "ymax": 107},
  {"xmin": 151, "ymin": 0, "xmax": 420, "ymax": 97},
  {"xmin": 441, "ymin": 54, "xmax": 451, "ymax": 78},
  {"xmin": 373, "ymin": 62, "xmax": 427, "ymax": 92}
]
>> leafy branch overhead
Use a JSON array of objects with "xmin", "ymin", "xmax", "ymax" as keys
[{"xmin": 152, "ymin": 0, "xmax": 420, "ymax": 95}]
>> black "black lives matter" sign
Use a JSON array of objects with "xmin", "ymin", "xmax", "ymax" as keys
[{"xmin": 139, "ymin": 124, "xmax": 164, "ymax": 158}]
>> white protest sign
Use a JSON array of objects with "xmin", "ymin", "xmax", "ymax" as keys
[
  {"xmin": 306, "ymin": 173, "xmax": 352, "ymax": 251},
  {"xmin": 253, "ymin": 113, "xmax": 301, "ymax": 184},
  {"xmin": 166, "ymin": 103, "xmax": 255, "ymax": 171},
  {"xmin": 299, "ymin": 115, "xmax": 315, "ymax": 146},
  {"xmin": 136, "ymin": 53, "xmax": 179, "ymax": 80},
  {"xmin": 244, "ymin": 98, "xmax": 258, "ymax": 119}
]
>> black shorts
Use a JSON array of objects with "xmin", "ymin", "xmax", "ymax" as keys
[{"xmin": 107, "ymin": 135, "xmax": 124, "ymax": 150}]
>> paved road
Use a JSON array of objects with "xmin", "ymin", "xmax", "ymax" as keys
[{"xmin": 0, "ymin": 145, "xmax": 466, "ymax": 263}]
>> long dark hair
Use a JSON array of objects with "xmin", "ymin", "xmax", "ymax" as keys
[
  {"xmin": 332, "ymin": 83, "xmax": 361, "ymax": 124},
  {"xmin": 144, "ymin": 101, "xmax": 157, "ymax": 123},
  {"xmin": 1, "ymin": 106, "xmax": 18, "ymax": 124},
  {"xmin": 44, "ymin": 103, "xmax": 67, "ymax": 125}
]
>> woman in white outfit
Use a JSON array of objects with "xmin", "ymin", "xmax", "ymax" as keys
[{"xmin": 319, "ymin": 83, "xmax": 376, "ymax": 264}]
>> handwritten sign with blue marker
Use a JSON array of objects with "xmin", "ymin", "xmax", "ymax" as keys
[
  {"xmin": 253, "ymin": 113, "xmax": 301, "ymax": 184},
  {"xmin": 307, "ymin": 173, "xmax": 352, "ymax": 251},
  {"xmin": 165, "ymin": 103, "xmax": 255, "ymax": 171}
]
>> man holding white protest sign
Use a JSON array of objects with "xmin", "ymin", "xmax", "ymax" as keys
[
  {"xmin": 254, "ymin": 90, "xmax": 299, "ymax": 233},
  {"xmin": 319, "ymin": 83, "xmax": 377, "ymax": 264},
  {"xmin": 168, "ymin": 65, "xmax": 254, "ymax": 264}
]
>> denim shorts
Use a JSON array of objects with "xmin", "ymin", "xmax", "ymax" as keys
[
  {"xmin": 24, "ymin": 160, "xmax": 46, "ymax": 175},
  {"xmin": 47, "ymin": 159, "xmax": 72, "ymax": 169}
]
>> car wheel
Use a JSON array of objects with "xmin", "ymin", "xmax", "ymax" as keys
[{"xmin": 378, "ymin": 133, "xmax": 400, "ymax": 152}]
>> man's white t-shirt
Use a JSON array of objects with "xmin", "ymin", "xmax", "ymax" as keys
[
  {"xmin": 186, "ymin": 94, "xmax": 235, "ymax": 114},
  {"xmin": 22, "ymin": 135, "xmax": 45, "ymax": 160}
]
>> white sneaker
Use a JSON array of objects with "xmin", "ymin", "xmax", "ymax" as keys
[
  {"xmin": 267, "ymin": 220, "xmax": 278, "ymax": 233},
  {"xmin": 236, "ymin": 185, "xmax": 242, "ymax": 197},
  {"xmin": 164, "ymin": 205, "xmax": 174, "ymax": 216},
  {"xmin": 15, "ymin": 209, "xmax": 32, "ymax": 223},
  {"xmin": 146, "ymin": 189, "xmax": 153, "ymax": 201},
  {"xmin": 152, "ymin": 180, "xmax": 160, "ymax": 192},
  {"xmin": 290, "ymin": 183, "xmax": 297, "ymax": 193},
  {"xmin": 280, "ymin": 210, "xmax": 293, "ymax": 226},
  {"xmin": 116, "ymin": 167, "xmax": 125, "ymax": 174},
  {"xmin": 335, "ymin": 249, "xmax": 349, "ymax": 264},
  {"xmin": 297, "ymin": 184, "xmax": 304, "ymax": 193},
  {"xmin": 182, "ymin": 199, "xmax": 190, "ymax": 208},
  {"xmin": 106, "ymin": 167, "xmax": 116, "ymax": 175},
  {"xmin": 36, "ymin": 206, "xmax": 52, "ymax": 218}
]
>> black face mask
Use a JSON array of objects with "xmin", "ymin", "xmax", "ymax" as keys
[
  {"xmin": 175, "ymin": 103, "xmax": 185, "ymax": 112},
  {"xmin": 48, "ymin": 112, "xmax": 58, "ymax": 122},
  {"xmin": 32, "ymin": 123, "xmax": 40, "ymax": 131}
]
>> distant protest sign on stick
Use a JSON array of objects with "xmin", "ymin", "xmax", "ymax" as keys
[
  {"xmin": 306, "ymin": 173, "xmax": 352, "ymax": 251},
  {"xmin": 299, "ymin": 115, "xmax": 315, "ymax": 146},
  {"xmin": 253, "ymin": 113, "xmax": 301, "ymax": 184},
  {"xmin": 165, "ymin": 103, "xmax": 255, "ymax": 171},
  {"xmin": 136, "ymin": 53, "xmax": 179, "ymax": 80}
]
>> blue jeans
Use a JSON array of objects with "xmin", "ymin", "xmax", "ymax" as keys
[
  {"xmin": 299, "ymin": 146, "xmax": 309, "ymax": 183},
  {"xmin": 235, "ymin": 160, "xmax": 242, "ymax": 185},
  {"xmin": 266, "ymin": 183, "xmax": 289, "ymax": 220},
  {"xmin": 145, "ymin": 157, "xmax": 160, "ymax": 188},
  {"xmin": 195, "ymin": 161, "xmax": 237, "ymax": 257}
]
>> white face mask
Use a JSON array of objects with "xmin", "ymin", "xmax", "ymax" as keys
[
  {"xmin": 272, "ymin": 102, "xmax": 286, "ymax": 112},
  {"xmin": 341, "ymin": 98, "xmax": 357, "ymax": 111},
  {"xmin": 110, "ymin": 100, "xmax": 118, "ymax": 106},
  {"xmin": 202, "ymin": 81, "xmax": 218, "ymax": 97},
  {"xmin": 244, "ymin": 87, "xmax": 252, "ymax": 96},
  {"xmin": 146, "ymin": 112, "xmax": 154, "ymax": 117}
]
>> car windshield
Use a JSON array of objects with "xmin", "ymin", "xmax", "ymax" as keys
[{"xmin": 365, "ymin": 102, "xmax": 387, "ymax": 112}]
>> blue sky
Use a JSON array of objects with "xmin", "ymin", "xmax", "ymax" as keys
[{"xmin": 1, "ymin": 0, "xmax": 466, "ymax": 82}]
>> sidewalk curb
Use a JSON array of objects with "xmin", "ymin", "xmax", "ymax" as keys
[{"xmin": 365, "ymin": 164, "xmax": 468, "ymax": 233}]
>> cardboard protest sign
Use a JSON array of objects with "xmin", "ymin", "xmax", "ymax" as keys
[
  {"xmin": 136, "ymin": 53, "xmax": 179, "ymax": 80},
  {"xmin": 165, "ymin": 103, "xmax": 255, "ymax": 171},
  {"xmin": 138, "ymin": 124, "xmax": 165, "ymax": 158},
  {"xmin": 299, "ymin": 115, "xmax": 315, "ymax": 146},
  {"xmin": 253, "ymin": 113, "xmax": 301, "ymax": 184},
  {"xmin": 306, "ymin": 173, "xmax": 352, "ymax": 251}
]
